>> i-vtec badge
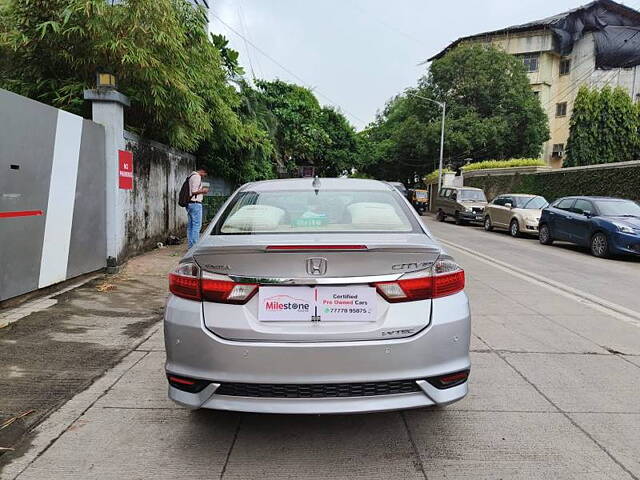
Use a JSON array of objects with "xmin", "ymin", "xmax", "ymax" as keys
[
  {"xmin": 382, "ymin": 329, "xmax": 415, "ymax": 337},
  {"xmin": 392, "ymin": 261, "xmax": 433, "ymax": 271}
]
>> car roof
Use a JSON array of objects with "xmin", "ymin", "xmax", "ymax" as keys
[
  {"xmin": 448, "ymin": 186, "xmax": 483, "ymax": 191},
  {"xmin": 241, "ymin": 178, "xmax": 394, "ymax": 192},
  {"xmin": 560, "ymin": 196, "xmax": 629, "ymax": 201},
  {"xmin": 499, "ymin": 193, "xmax": 537, "ymax": 197}
]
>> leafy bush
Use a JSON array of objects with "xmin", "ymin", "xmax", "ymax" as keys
[
  {"xmin": 465, "ymin": 165, "xmax": 640, "ymax": 203},
  {"xmin": 423, "ymin": 168, "xmax": 453, "ymax": 185},
  {"xmin": 566, "ymin": 86, "xmax": 640, "ymax": 167},
  {"xmin": 462, "ymin": 158, "xmax": 546, "ymax": 172}
]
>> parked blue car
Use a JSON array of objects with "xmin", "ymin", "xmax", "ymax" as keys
[{"xmin": 539, "ymin": 196, "xmax": 640, "ymax": 258}]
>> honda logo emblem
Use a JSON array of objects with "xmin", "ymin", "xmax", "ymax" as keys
[{"xmin": 305, "ymin": 257, "xmax": 328, "ymax": 276}]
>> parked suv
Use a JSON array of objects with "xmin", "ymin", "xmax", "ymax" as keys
[
  {"xmin": 484, "ymin": 194, "xmax": 548, "ymax": 237},
  {"xmin": 435, "ymin": 187, "xmax": 487, "ymax": 225},
  {"xmin": 539, "ymin": 196, "xmax": 640, "ymax": 258}
]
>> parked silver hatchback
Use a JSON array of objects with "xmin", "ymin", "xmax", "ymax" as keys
[{"xmin": 164, "ymin": 178, "xmax": 471, "ymax": 414}]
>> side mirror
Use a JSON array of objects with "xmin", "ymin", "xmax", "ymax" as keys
[
  {"xmin": 504, "ymin": 202, "xmax": 513, "ymax": 208},
  {"xmin": 583, "ymin": 210, "xmax": 592, "ymax": 217}
]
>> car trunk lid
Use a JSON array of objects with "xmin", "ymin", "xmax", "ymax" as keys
[{"xmin": 195, "ymin": 233, "xmax": 440, "ymax": 342}]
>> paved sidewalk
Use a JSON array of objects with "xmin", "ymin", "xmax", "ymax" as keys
[
  {"xmin": 0, "ymin": 245, "xmax": 184, "ymax": 469},
  {"xmin": 2, "ymin": 242, "xmax": 639, "ymax": 479}
]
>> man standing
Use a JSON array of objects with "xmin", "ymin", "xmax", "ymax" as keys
[{"xmin": 186, "ymin": 167, "xmax": 208, "ymax": 248}]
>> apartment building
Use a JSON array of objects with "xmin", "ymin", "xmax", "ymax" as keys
[{"xmin": 430, "ymin": 0, "xmax": 640, "ymax": 167}]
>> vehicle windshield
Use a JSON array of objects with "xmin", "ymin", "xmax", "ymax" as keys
[
  {"xmin": 595, "ymin": 200, "xmax": 640, "ymax": 217},
  {"xmin": 216, "ymin": 190, "xmax": 418, "ymax": 234},
  {"xmin": 415, "ymin": 191, "xmax": 428, "ymax": 199},
  {"xmin": 458, "ymin": 190, "xmax": 487, "ymax": 202},
  {"xmin": 521, "ymin": 196, "xmax": 549, "ymax": 209}
]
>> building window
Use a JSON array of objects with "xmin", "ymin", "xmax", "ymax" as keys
[
  {"xmin": 556, "ymin": 102, "xmax": 567, "ymax": 117},
  {"xmin": 559, "ymin": 58, "xmax": 571, "ymax": 76},
  {"xmin": 521, "ymin": 53, "xmax": 539, "ymax": 73},
  {"xmin": 552, "ymin": 144, "xmax": 565, "ymax": 158}
]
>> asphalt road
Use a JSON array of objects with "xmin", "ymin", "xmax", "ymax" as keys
[
  {"xmin": 2, "ymin": 219, "xmax": 640, "ymax": 480},
  {"xmin": 426, "ymin": 214, "xmax": 640, "ymax": 318}
]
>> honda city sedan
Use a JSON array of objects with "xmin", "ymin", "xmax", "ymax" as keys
[
  {"xmin": 539, "ymin": 196, "xmax": 640, "ymax": 258},
  {"xmin": 164, "ymin": 178, "xmax": 471, "ymax": 414}
]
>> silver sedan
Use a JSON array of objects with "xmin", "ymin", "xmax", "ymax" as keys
[{"xmin": 164, "ymin": 178, "xmax": 471, "ymax": 414}]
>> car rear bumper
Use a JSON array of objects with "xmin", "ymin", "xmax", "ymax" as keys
[{"xmin": 164, "ymin": 292, "xmax": 471, "ymax": 413}]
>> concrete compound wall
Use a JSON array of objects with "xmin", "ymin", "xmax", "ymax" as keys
[
  {"xmin": 122, "ymin": 132, "xmax": 195, "ymax": 257},
  {"xmin": 0, "ymin": 89, "xmax": 106, "ymax": 301}
]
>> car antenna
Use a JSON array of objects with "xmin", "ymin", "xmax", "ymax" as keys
[{"xmin": 312, "ymin": 176, "xmax": 320, "ymax": 195}]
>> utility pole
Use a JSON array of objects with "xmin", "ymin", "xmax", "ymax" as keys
[{"xmin": 407, "ymin": 92, "xmax": 446, "ymax": 192}]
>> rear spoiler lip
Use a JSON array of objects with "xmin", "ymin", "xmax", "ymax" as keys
[{"xmin": 193, "ymin": 246, "xmax": 442, "ymax": 255}]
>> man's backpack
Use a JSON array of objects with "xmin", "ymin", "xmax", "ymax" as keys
[{"xmin": 178, "ymin": 174, "xmax": 197, "ymax": 208}]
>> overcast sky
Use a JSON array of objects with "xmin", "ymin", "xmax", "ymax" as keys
[{"xmin": 211, "ymin": 0, "xmax": 622, "ymax": 130}]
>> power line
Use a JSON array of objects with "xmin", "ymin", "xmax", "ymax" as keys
[
  {"xmin": 345, "ymin": 0, "xmax": 424, "ymax": 46},
  {"xmin": 210, "ymin": 10, "xmax": 367, "ymax": 127},
  {"xmin": 236, "ymin": 4, "xmax": 256, "ymax": 81}
]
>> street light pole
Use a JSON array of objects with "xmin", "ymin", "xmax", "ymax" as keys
[{"xmin": 407, "ymin": 92, "xmax": 446, "ymax": 192}]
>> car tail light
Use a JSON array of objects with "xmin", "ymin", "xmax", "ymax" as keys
[
  {"xmin": 168, "ymin": 263, "xmax": 257, "ymax": 304},
  {"xmin": 201, "ymin": 275, "xmax": 257, "ymax": 304},
  {"xmin": 266, "ymin": 245, "xmax": 368, "ymax": 251},
  {"xmin": 168, "ymin": 263, "xmax": 201, "ymax": 301},
  {"xmin": 373, "ymin": 256, "xmax": 465, "ymax": 302},
  {"xmin": 427, "ymin": 369, "xmax": 470, "ymax": 389}
]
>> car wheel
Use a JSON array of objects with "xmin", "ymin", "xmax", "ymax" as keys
[
  {"xmin": 455, "ymin": 212, "xmax": 464, "ymax": 225},
  {"xmin": 437, "ymin": 210, "xmax": 445, "ymax": 222},
  {"xmin": 591, "ymin": 232, "xmax": 610, "ymax": 258},
  {"xmin": 539, "ymin": 224, "xmax": 553, "ymax": 245},
  {"xmin": 509, "ymin": 219, "xmax": 520, "ymax": 238},
  {"xmin": 484, "ymin": 216, "xmax": 493, "ymax": 231}
]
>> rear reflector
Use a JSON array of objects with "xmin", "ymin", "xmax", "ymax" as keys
[
  {"xmin": 167, "ymin": 374, "xmax": 210, "ymax": 393},
  {"xmin": 427, "ymin": 370, "xmax": 470, "ymax": 389},
  {"xmin": 168, "ymin": 263, "xmax": 257, "ymax": 304},
  {"xmin": 373, "ymin": 257, "xmax": 465, "ymax": 302},
  {"xmin": 266, "ymin": 245, "xmax": 367, "ymax": 251}
]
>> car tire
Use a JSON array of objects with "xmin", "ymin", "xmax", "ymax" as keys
[
  {"xmin": 591, "ymin": 232, "xmax": 610, "ymax": 258},
  {"xmin": 484, "ymin": 216, "xmax": 493, "ymax": 231},
  {"xmin": 509, "ymin": 219, "xmax": 520, "ymax": 238},
  {"xmin": 437, "ymin": 210, "xmax": 445, "ymax": 222},
  {"xmin": 455, "ymin": 212, "xmax": 464, "ymax": 225},
  {"xmin": 539, "ymin": 224, "xmax": 553, "ymax": 245}
]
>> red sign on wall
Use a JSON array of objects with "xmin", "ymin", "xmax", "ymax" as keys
[{"xmin": 118, "ymin": 150, "xmax": 133, "ymax": 190}]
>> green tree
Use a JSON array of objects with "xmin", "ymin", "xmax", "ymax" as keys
[
  {"xmin": 0, "ymin": 0, "xmax": 241, "ymax": 151},
  {"xmin": 566, "ymin": 85, "xmax": 639, "ymax": 166},
  {"xmin": 316, "ymin": 106, "xmax": 359, "ymax": 176},
  {"xmin": 361, "ymin": 44, "xmax": 549, "ymax": 182},
  {"xmin": 253, "ymin": 79, "xmax": 360, "ymax": 176}
]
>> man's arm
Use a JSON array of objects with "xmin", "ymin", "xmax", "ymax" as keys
[{"xmin": 188, "ymin": 175, "xmax": 208, "ymax": 196}]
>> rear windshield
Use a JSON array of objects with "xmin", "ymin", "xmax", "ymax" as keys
[
  {"xmin": 521, "ymin": 196, "xmax": 548, "ymax": 209},
  {"xmin": 215, "ymin": 190, "xmax": 419, "ymax": 234},
  {"xmin": 459, "ymin": 190, "xmax": 487, "ymax": 202}
]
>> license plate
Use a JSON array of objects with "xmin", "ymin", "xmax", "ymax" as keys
[{"xmin": 258, "ymin": 286, "xmax": 377, "ymax": 322}]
